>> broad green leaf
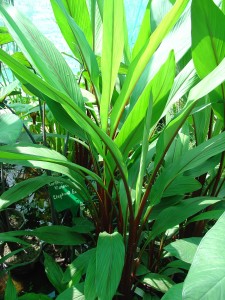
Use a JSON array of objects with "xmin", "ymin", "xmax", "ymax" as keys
[
  {"xmin": 131, "ymin": 2, "xmax": 191, "ymax": 113},
  {"xmin": 150, "ymin": 197, "xmax": 221, "ymax": 240},
  {"xmin": 164, "ymin": 60, "xmax": 198, "ymax": 118},
  {"xmin": 0, "ymin": 113, "xmax": 23, "ymax": 144},
  {"xmin": 143, "ymin": 294, "xmax": 160, "ymax": 300},
  {"xmin": 136, "ymin": 264, "xmax": 150, "ymax": 277},
  {"xmin": 151, "ymin": 131, "xmax": 225, "ymax": 204},
  {"xmin": 0, "ymin": 4, "xmax": 84, "ymax": 108},
  {"xmin": 142, "ymin": 273, "xmax": 174, "ymax": 293},
  {"xmin": 44, "ymin": 252, "xmax": 66, "ymax": 293},
  {"xmin": 50, "ymin": 0, "xmax": 100, "ymax": 97},
  {"xmin": 162, "ymin": 176, "xmax": 201, "ymax": 197},
  {"xmin": 0, "ymin": 26, "xmax": 13, "ymax": 44},
  {"xmin": 92, "ymin": 0, "xmax": 103, "ymax": 55},
  {"xmin": 62, "ymin": 249, "xmax": 96, "ymax": 283},
  {"xmin": 0, "ymin": 143, "xmax": 104, "ymax": 190},
  {"xmin": 2, "ymin": 226, "xmax": 85, "ymax": 245},
  {"xmin": 188, "ymin": 209, "xmax": 224, "ymax": 223},
  {"xmin": 165, "ymin": 260, "xmax": 190, "ymax": 271},
  {"xmin": 53, "ymin": 0, "xmax": 92, "ymax": 50},
  {"xmin": 183, "ymin": 212, "xmax": 225, "ymax": 299},
  {"xmin": 161, "ymin": 283, "xmax": 183, "ymax": 300},
  {"xmin": 150, "ymin": 0, "xmax": 173, "ymax": 32},
  {"xmin": 223, "ymin": 0, "xmax": 225, "ymax": 14},
  {"xmin": 0, "ymin": 80, "xmax": 19, "ymax": 101},
  {"xmin": 164, "ymin": 125, "xmax": 190, "ymax": 164},
  {"xmin": 0, "ymin": 233, "xmax": 29, "ymax": 244},
  {"xmin": 115, "ymin": 51, "xmax": 175, "ymax": 158},
  {"xmin": 164, "ymin": 238, "xmax": 201, "ymax": 264},
  {"xmin": 0, "ymin": 50, "xmax": 129, "ymax": 195},
  {"xmin": 11, "ymin": 52, "xmax": 31, "ymax": 68},
  {"xmin": 192, "ymin": 97, "xmax": 211, "ymax": 145},
  {"xmin": 96, "ymin": 232, "xmax": 125, "ymax": 299},
  {"xmin": 19, "ymin": 293, "xmax": 52, "ymax": 300},
  {"xmin": 100, "ymin": 0, "xmax": 124, "ymax": 132},
  {"xmin": 183, "ymin": 154, "xmax": 220, "ymax": 178},
  {"xmin": 84, "ymin": 251, "xmax": 97, "ymax": 300},
  {"xmin": 4, "ymin": 275, "xmax": 17, "ymax": 300},
  {"xmin": 122, "ymin": 1, "xmax": 131, "ymax": 65},
  {"xmin": 0, "ymin": 175, "xmax": 80, "ymax": 209},
  {"xmin": 110, "ymin": 0, "xmax": 189, "ymax": 136},
  {"xmin": 56, "ymin": 286, "xmax": 85, "ymax": 300},
  {"xmin": 153, "ymin": 56, "xmax": 225, "ymax": 184},
  {"xmin": 72, "ymin": 218, "xmax": 95, "ymax": 233},
  {"xmin": 19, "ymin": 294, "xmax": 52, "ymax": 300},
  {"xmin": 192, "ymin": 0, "xmax": 225, "ymax": 120}
]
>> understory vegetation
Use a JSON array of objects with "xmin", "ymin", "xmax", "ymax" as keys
[{"xmin": 0, "ymin": 0, "xmax": 225, "ymax": 299}]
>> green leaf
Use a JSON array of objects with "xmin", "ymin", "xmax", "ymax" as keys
[
  {"xmin": 166, "ymin": 260, "xmax": 190, "ymax": 271},
  {"xmin": 100, "ymin": 0, "xmax": 124, "ymax": 132},
  {"xmin": 161, "ymin": 283, "xmax": 183, "ymax": 300},
  {"xmin": 84, "ymin": 251, "xmax": 97, "ymax": 300},
  {"xmin": 151, "ymin": 131, "xmax": 225, "ymax": 204},
  {"xmin": 183, "ymin": 212, "xmax": 225, "ymax": 299},
  {"xmin": 150, "ymin": 0, "xmax": 173, "ymax": 32},
  {"xmin": 0, "ymin": 113, "xmax": 23, "ymax": 144},
  {"xmin": 4, "ymin": 275, "xmax": 17, "ymax": 300},
  {"xmin": 143, "ymin": 294, "xmax": 160, "ymax": 300},
  {"xmin": 19, "ymin": 293, "xmax": 52, "ymax": 300},
  {"xmin": 50, "ymin": 0, "xmax": 100, "ymax": 97},
  {"xmin": 0, "ymin": 143, "xmax": 103, "ymax": 190},
  {"xmin": 115, "ymin": 50, "xmax": 175, "ymax": 158},
  {"xmin": 2, "ymin": 226, "xmax": 85, "ymax": 245},
  {"xmin": 0, "ymin": 80, "xmax": 20, "ymax": 102},
  {"xmin": 151, "ymin": 197, "xmax": 221, "ymax": 240},
  {"xmin": 0, "ymin": 26, "xmax": 13, "ymax": 44},
  {"xmin": 192, "ymin": 97, "xmax": 211, "ymax": 145},
  {"xmin": 0, "ymin": 50, "xmax": 129, "ymax": 194},
  {"xmin": 72, "ymin": 218, "xmax": 95, "ymax": 233},
  {"xmin": 153, "ymin": 55, "xmax": 225, "ymax": 176},
  {"xmin": 192, "ymin": 0, "xmax": 225, "ymax": 120},
  {"xmin": 0, "ymin": 4, "xmax": 84, "ymax": 108},
  {"xmin": 110, "ymin": 0, "xmax": 189, "ymax": 136},
  {"xmin": 0, "ymin": 233, "xmax": 29, "ymax": 245},
  {"xmin": 62, "ymin": 249, "xmax": 96, "ymax": 283},
  {"xmin": 188, "ymin": 210, "xmax": 224, "ymax": 223},
  {"xmin": 52, "ymin": 0, "xmax": 92, "ymax": 51},
  {"xmin": 132, "ymin": 2, "xmax": 192, "ymax": 115},
  {"xmin": 44, "ymin": 252, "xmax": 66, "ymax": 293},
  {"xmin": 11, "ymin": 52, "xmax": 31, "ymax": 68},
  {"xmin": 164, "ymin": 238, "xmax": 201, "ymax": 264},
  {"xmin": 96, "ymin": 232, "xmax": 125, "ymax": 299},
  {"xmin": 162, "ymin": 176, "xmax": 201, "ymax": 197},
  {"xmin": 0, "ymin": 175, "xmax": 78, "ymax": 209},
  {"xmin": 165, "ymin": 60, "xmax": 198, "ymax": 118},
  {"xmin": 142, "ymin": 273, "xmax": 174, "ymax": 293},
  {"xmin": 56, "ymin": 286, "xmax": 85, "ymax": 300}
]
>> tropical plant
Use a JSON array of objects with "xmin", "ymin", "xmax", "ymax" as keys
[{"xmin": 0, "ymin": 0, "xmax": 225, "ymax": 299}]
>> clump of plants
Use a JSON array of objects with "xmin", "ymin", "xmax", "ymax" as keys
[{"xmin": 0, "ymin": 0, "xmax": 225, "ymax": 299}]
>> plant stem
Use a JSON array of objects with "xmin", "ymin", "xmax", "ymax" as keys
[{"xmin": 211, "ymin": 152, "xmax": 225, "ymax": 196}]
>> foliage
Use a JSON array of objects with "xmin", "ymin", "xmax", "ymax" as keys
[{"xmin": 0, "ymin": 0, "xmax": 225, "ymax": 299}]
